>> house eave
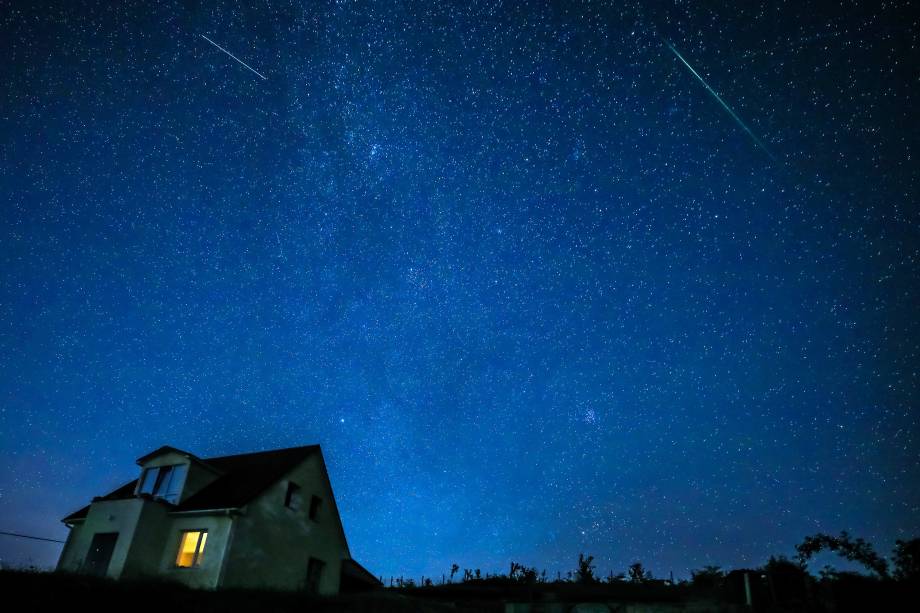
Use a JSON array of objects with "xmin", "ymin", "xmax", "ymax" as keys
[{"xmin": 167, "ymin": 507, "xmax": 244, "ymax": 517}]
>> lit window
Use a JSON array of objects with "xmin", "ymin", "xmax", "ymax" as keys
[
  {"xmin": 175, "ymin": 530, "xmax": 207, "ymax": 568},
  {"xmin": 138, "ymin": 464, "xmax": 188, "ymax": 503}
]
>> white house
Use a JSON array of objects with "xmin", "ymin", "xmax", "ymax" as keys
[{"xmin": 57, "ymin": 444, "xmax": 380, "ymax": 594}]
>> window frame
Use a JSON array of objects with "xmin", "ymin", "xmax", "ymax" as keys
[
  {"xmin": 174, "ymin": 529, "xmax": 208, "ymax": 569},
  {"xmin": 284, "ymin": 481, "xmax": 302, "ymax": 510},
  {"xmin": 138, "ymin": 466, "xmax": 161, "ymax": 495},
  {"xmin": 305, "ymin": 556, "xmax": 325, "ymax": 593},
  {"xmin": 137, "ymin": 463, "xmax": 188, "ymax": 504}
]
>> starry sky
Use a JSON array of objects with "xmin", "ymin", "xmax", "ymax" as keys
[{"xmin": 1, "ymin": 0, "xmax": 918, "ymax": 581}]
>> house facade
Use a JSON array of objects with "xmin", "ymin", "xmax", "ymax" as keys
[{"xmin": 57, "ymin": 445, "xmax": 379, "ymax": 594}]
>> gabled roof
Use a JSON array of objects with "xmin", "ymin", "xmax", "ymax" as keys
[
  {"xmin": 135, "ymin": 445, "xmax": 223, "ymax": 476},
  {"xmin": 62, "ymin": 445, "xmax": 320, "ymax": 523},
  {"xmin": 178, "ymin": 445, "xmax": 321, "ymax": 512}
]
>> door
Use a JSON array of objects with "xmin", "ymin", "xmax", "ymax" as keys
[{"xmin": 83, "ymin": 532, "xmax": 119, "ymax": 577}]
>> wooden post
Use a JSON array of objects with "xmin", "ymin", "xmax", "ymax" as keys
[{"xmin": 744, "ymin": 572, "xmax": 753, "ymax": 609}]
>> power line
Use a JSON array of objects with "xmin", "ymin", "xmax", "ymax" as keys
[{"xmin": 0, "ymin": 530, "xmax": 66, "ymax": 544}]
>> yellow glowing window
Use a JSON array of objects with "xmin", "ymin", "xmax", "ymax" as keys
[{"xmin": 175, "ymin": 530, "xmax": 207, "ymax": 568}]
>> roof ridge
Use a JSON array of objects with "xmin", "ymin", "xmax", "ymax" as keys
[{"xmin": 202, "ymin": 443, "xmax": 320, "ymax": 462}]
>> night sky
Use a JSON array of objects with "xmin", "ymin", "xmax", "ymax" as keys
[{"xmin": 1, "ymin": 0, "xmax": 918, "ymax": 581}]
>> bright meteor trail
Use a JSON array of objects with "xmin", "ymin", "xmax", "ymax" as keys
[
  {"xmin": 664, "ymin": 40, "xmax": 775, "ymax": 160},
  {"xmin": 200, "ymin": 35, "xmax": 267, "ymax": 80}
]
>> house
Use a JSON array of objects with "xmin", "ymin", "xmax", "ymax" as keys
[{"xmin": 56, "ymin": 444, "xmax": 381, "ymax": 594}]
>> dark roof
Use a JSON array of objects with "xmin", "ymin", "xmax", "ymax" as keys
[
  {"xmin": 62, "ymin": 445, "xmax": 320, "ymax": 523},
  {"xmin": 341, "ymin": 558, "xmax": 383, "ymax": 587},
  {"xmin": 134, "ymin": 445, "xmax": 222, "ymax": 474},
  {"xmin": 176, "ymin": 445, "xmax": 319, "ymax": 512}
]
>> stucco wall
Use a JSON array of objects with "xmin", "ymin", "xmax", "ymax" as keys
[
  {"xmin": 119, "ymin": 501, "xmax": 172, "ymax": 579},
  {"xmin": 58, "ymin": 499, "xmax": 233, "ymax": 589},
  {"xmin": 154, "ymin": 513, "xmax": 234, "ymax": 589},
  {"xmin": 56, "ymin": 498, "xmax": 147, "ymax": 578},
  {"xmin": 220, "ymin": 453, "xmax": 348, "ymax": 594},
  {"xmin": 57, "ymin": 522, "xmax": 86, "ymax": 573}
]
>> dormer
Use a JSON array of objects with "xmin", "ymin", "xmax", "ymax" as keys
[{"xmin": 134, "ymin": 446, "xmax": 222, "ymax": 505}]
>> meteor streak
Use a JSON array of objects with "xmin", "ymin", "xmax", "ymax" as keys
[
  {"xmin": 200, "ymin": 34, "xmax": 267, "ymax": 80},
  {"xmin": 664, "ymin": 40, "xmax": 774, "ymax": 160}
]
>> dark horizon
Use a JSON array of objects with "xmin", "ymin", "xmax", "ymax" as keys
[{"xmin": 1, "ymin": 1, "xmax": 918, "ymax": 581}]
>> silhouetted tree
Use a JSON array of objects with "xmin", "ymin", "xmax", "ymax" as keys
[
  {"xmin": 508, "ymin": 561, "xmax": 538, "ymax": 584},
  {"xmin": 520, "ymin": 566, "xmax": 539, "ymax": 584},
  {"xmin": 796, "ymin": 531, "xmax": 889, "ymax": 578},
  {"xmin": 764, "ymin": 555, "xmax": 810, "ymax": 577},
  {"xmin": 575, "ymin": 553, "xmax": 597, "ymax": 584},
  {"xmin": 691, "ymin": 565, "xmax": 724, "ymax": 589},
  {"xmin": 762, "ymin": 556, "xmax": 813, "ymax": 607},
  {"xmin": 449, "ymin": 563, "xmax": 459, "ymax": 583},
  {"xmin": 892, "ymin": 538, "xmax": 920, "ymax": 582},
  {"xmin": 628, "ymin": 562, "xmax": 651, "ymax": 583}
]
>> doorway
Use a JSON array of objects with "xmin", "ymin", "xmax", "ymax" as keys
[{"xmin": 83, "ymin": 532, "xmax": 119, "ymax": 577}]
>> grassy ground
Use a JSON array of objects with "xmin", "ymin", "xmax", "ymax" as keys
[
  {"xmin": 0, "ymin": 569, "xmax": 736, "ymax": 612},
  {"xmin": 0, "ymin": 569, "xmax": 456, "ymax": 613},
  {"xmin": 4, "ymin": 568, "xmax": 917, "ymax": 612}
]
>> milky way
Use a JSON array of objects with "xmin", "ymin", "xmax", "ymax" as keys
[{"xmin": 1, "ymin": 1, "xmax": 918, "ymax": 580}]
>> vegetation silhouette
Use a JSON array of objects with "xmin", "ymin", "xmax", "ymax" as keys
[
  {"xmin": 795, "ymin": 530, "xmax": 890, "ymax": 577},
  {"xmin": 690, "ymin": 564, "xmax": 724, "ymax": 590},
  {"xmin": 893, "ymin": 537, "xmax": 920, "ymax": 582},
  {"xmin": 575, "ymin": 553, "xmax": 597, "ymax": 584},
  {"xmin": 628, "ymin": 561, "xmax": 652, "ymax": 583},
  {"xmin": 380, "ymin": 533, "xmax": 920, "ymax": 612},
  {"xmin": 4, "ymin": 532, "xmax": 919, "ymax": 612}
]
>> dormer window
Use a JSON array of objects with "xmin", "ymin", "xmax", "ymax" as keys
[{"xmin": 138, "ymin": 464, "xmax": 188, "ymax": 504}]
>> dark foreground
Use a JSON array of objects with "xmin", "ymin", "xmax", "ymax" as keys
[{"xmin": 2, "ymin": 569, "xmax": 917, "ymax": 612}]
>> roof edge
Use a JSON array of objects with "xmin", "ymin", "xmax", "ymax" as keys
[{"xmin": 135, "ymin": 446, "xmax": 224, "ymax": 477}]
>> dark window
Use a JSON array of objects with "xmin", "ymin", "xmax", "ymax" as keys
[
  {"xmin": 309, "ymin": 495, "xmax": 321, "ymax": 521},
  {"xmin": 285, "ymin": 482, "xmax": 302, "ymax": 510},
  {"xmin": 305, "ymin": 557, "xmax": 325, "ymax": 593}
]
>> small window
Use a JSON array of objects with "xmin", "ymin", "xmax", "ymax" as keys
[
  {"xmin": 175, "ymin": 530, "xmax": 208, "ymax": 568},
  {"xmin": 285, "ymin": 482, "xmax": 302, "ymax": 510},
  {"xmin": 309, "ymin": 495, "xmax": 321, "ymax": 521},
  {"xmin": 305, "ymin": 557, "xmax": 325, "ymax": 593}
]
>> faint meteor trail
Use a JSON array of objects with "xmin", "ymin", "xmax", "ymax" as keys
[
  {"xmin": 200, "ymin": 34, "xmax": 267, "ymax": 80},
  {"xmin": 664, "ymin": 40, "xmax": 775, "ymax": 160}
]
